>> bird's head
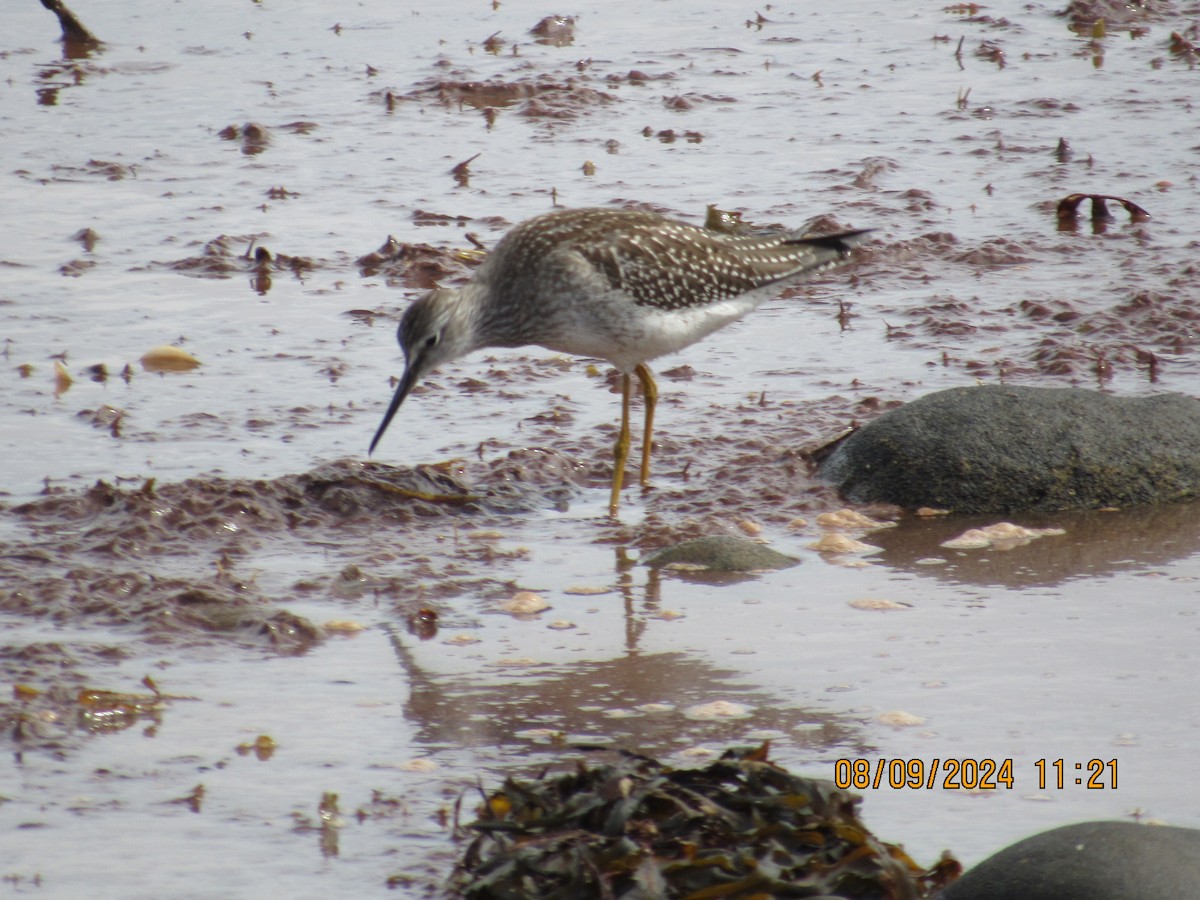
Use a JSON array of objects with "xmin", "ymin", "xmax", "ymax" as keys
[{"xmin": 368, "ymin": 286, "xmax": 478, "ymax": 454}]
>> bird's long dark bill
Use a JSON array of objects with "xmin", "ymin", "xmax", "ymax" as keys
[{"xmin": 368, "ymin": 365, "xmax": 418, "ymax": 455}]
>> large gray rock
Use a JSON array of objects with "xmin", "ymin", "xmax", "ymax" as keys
[
  {"xmin": 819, "ymin": 385, "xmax": 1200, "ymax": 513},
  {"xmin": 942, "ymin": 820, "xmax": 1200, "ymax": 900}
]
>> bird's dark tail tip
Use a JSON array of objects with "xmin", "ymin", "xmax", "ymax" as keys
[{"xmin": 784, "ymin": 228, "xmax": 874, "ymax": 256}]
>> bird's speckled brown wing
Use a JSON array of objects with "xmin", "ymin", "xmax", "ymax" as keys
[{"xmin": 576, "ymin": 222, "xmax": 868, "ymax": 311}]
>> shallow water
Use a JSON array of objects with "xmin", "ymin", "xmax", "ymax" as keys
[{"xmin": 3, "ymin": 0, "xmax": 1200, "ymax": 894}]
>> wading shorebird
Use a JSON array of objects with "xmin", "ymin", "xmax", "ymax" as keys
[{"xmin": 369, "ymin": 206, "xmax": 869, "ymax": 515}]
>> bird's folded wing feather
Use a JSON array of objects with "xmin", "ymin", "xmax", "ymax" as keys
[{"xmin": 577, "ymin": 228, "xmax": 866, "ymax": 311}]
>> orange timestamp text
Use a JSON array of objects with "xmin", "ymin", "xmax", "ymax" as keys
[{"xmin": 833, "ymin": 757, "xmax": 1118, "ymax": 791}]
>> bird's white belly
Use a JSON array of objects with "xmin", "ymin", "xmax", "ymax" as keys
[{"xmin": 538, "ymin": 293, "xmax": 762, "ymax": 373}]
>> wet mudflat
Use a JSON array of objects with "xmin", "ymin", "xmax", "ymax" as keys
[{"xmin": 2, "ymin": 0, "xmax": 1199, "ymax": 895}]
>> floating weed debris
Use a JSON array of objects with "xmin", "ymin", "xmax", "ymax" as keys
[
  {"xmin": 513, "ymin": 727, "xmax": 567, "ymax": 745},
  {"xmin": 53, "ymin": 359, "xmax": 73, "ymax": 395},
  {"xmin": 74, "ymin": 675, "xmax": 195, "ymax": 734},
  {"xmin": 450, "ymin": 745, "xmax": 959, "ymax": 898},
  {"xmin": 407, "ymin": 607, "xmax": 440, "ymax": 640},
  {"xmin": 1055, "ymin": 192, "xmax": 1151, "ymax": 232},
  {"xmin": 167, "ymin": 784, "xmax": 206, "ymax": 814},
  {"xmin": 235, "ymin": 734, "xmax": 277, "ymax": 760}
]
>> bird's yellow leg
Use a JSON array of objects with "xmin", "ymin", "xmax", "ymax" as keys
[
  {"xmin": 609, "ymin": 372, "xmax": 633, "ymax": 515},
  {"xmin": 635, "ymin": 363, "xmax": 657, "ymax": 487}
]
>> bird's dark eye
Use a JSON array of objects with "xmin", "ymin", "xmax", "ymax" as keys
[{"xmin": 424, "ymin": 333, "xmax": 439, "ymax": 350}]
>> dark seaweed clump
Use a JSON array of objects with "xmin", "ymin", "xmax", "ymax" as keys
[{"xmin": 449, "ymin": 746, "xmax": 959, "ymax": 899}]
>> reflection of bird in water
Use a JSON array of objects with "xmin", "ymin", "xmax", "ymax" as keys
[{"xmin": 369, "ymin": 207, "xmax": 869, "ymax": 515}]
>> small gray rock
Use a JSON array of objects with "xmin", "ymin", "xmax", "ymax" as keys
[
  {"xmin": 942, "ymin": 820, "xmax": 1200, "ymax": 900},
  {"xmin": 642, "ymin": 536, "xmax": 799, "ymax": 572},
  {"xmin": 819, "ymin": 385, "xmax": 1200, "ymax": 513}
]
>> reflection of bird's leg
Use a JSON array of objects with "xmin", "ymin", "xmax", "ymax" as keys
[
  {"xmin": 635, "ymin": 363, "xmax": 658, "ymax": 487},
  {"xmin": 610, "ymin": 372, "xmax": 634, "ymax": 515}
]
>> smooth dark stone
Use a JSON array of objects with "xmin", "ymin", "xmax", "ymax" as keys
[
  {"xmin": 942, "ymin": 820, "xmax": 1200, "ymax": 900},
  {"xmin": 819, "ymin": 385, "xmax": 1200, "ymax": 513}
]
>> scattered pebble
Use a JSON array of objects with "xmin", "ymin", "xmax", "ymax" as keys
[
  {"xmin": 324, "ymin": 619, "xmax": 367, "ymax": 633},
  {"xmin": 808, "ymin": 534, "xmax": 881, "ymax": 555},
  {"xmin": 602, "ymin": 708, "xmax": 640, "ymax": 719},
  {"xmin": 683, "ymin": 700, "xmax": 752, "ymax": 720},
  {"xmin": 637, "ymin": 703, "xmax": 674, "ymax": 713},
  {"xmin": 140, "ymin": 345, "xmax": 201, "ymax": 372},
  {"xmin": 467, "ymin": 530, "xmax": 505, "ymax": 542},
  {"xmin": 744, "ymin": 729, "xmax": 788, "ymax": 741},
  {"xmin": 514, "ymin": 728, "xmax": 565, "ymax": 743},
  {"xmin": 397, "ymin": 758, "xmax": 438, "ymax": 773},
  {"xmin": 815, "ymin": 509, "xmax": 894, "ymax": 531},
  {"xmin": 940, "ymin": 532, "xmax": 992, "ymax": 550},
  {"xmin": 547, "ymin": 619, "xmax": 576, "ymax": 630},
  {"xmin": 443, "ymin": 634, "xmax": 481, "ymax": 645},
  {"xmin": 501, "ymin": 591, "xmax": 550, "ymax": 615},
  {"xmin": 848, "ymin": 598, "xmax": 910, "ymax": 611},
  {"xmin": 878, "ymin": 710, "xmax": 925, "ymax": 727},
  {"xmin": 941, "ymin": 522, "xmax": 1066, "ymax": 550}
]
